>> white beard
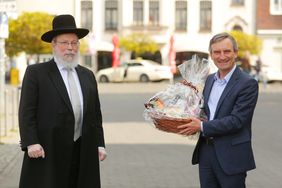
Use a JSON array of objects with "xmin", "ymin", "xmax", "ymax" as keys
[{"xmin": 53, "ymin": 50, "xmax": 79, "ymax": 69}]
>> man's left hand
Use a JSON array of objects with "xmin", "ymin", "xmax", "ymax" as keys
[
  {"xmin": 98, "ymin": 147, "xmax": 107, "ymax": 161},
  {"xmin": 177, "ymin": 117, "xmax": 201, "ymax": 136}
]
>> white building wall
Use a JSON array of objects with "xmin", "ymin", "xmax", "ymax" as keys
[
  {"xmin": 14, "ymin": 0, "xmax": 281, "ymax": 79},
  {"xmin": 92, "ymin": 0, "xmax": 104, "ymax": 40},
  {"xmin": 121, "ymin": 0, "xmax": 133, "ymax": 27},
  {"xmin": 212, "ymin": 0, "xmax": 255, "ymax": 34},
  {"xmin": 13, "ymin": 0, "xmax": 256, "ymax": 58},
  {"xmin": 188, "ymin": 0, "xmax": 200, "ymax": 35},
  {"xmin": 16, "ymin": 0, "xmax": 74, "ymax": 16},
  {"xmin": 174, "ymin": 0, "xmax": 209, "ymax": 54},
  {"xmin": 257, "ymin": 32, "xmax": 282, "ymax": 80}
]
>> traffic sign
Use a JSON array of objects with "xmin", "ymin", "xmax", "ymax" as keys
[{"xmin": 0, "ymin": 12, "xmax": 8, "ymax": 38}]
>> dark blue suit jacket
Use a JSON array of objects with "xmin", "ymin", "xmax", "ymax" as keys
[{"xmin": 192, "ymin": 66, "xmax": 258, "ymax": 175}]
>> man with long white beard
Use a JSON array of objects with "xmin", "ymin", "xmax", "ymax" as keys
[{"xmin": 18, "ymin": 14, "xmax": 106, "ymax": 188}]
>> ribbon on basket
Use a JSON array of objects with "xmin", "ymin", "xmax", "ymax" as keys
[{"xmin": 181, "ymin": 80, "xmax": 198, "ymax": 93}]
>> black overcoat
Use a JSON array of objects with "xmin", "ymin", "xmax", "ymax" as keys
[{"xmin": 18, "ymin": 59, "xmax": 105, "ymax": 188}]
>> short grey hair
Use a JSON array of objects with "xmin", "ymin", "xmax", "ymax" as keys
[{"xmin": 208, "ymin": 32, "xmax": 238, "ymax": 53}]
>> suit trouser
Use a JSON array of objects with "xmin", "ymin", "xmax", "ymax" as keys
[
  {"xmin": 68, "ymin": 137, "xmax": 81, "ymax": 188},
  {"xmin": 198, "ymin": 140, "xmax": 246, "ymax": 188}
]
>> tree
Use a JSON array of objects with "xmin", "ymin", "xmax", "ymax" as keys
[
  {"xmin": 229, "ymin": 30, "xmax": 263, "ymax": 58},
  {"xmin": 5, "ymin": 12, "xmax": 54, "ymax": 60},
  {"xmin": 229, "ymin": 31, "xmax": 263, "ymax": 73},
  {"xmin": 119, "ymin": 33, "xmax": 159, "ymax": 57}
]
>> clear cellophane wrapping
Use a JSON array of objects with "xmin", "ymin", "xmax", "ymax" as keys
[{"xmin": 143, "ymin": 55, "xmax": 209, "ymax": 136}]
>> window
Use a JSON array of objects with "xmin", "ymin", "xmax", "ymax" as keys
[
  {"xmin": 232, "ymin": 24, "xmax": 243, "ymax": 31},
  {"xmin": 175, "ymin": 1, "xmax": 187, "ymax": 31},
  {"xmin": 81, "ymin": 1, "xmax": 93, "ymax": 30},
  {"xmin": 231, "ymin": 0, "xmax": 244, "ymax": 6},
  {"xmin": 133, "ymin": 0, "xmax": 144, "ymax": 25},
  {"xmin": 130, "ymin": 63, "xmax": 142, "ymax": 67},
  {"xmin": 149, "ymin": 1, "xmax": 159, "ymax": 26},
  {"xmin": 270, "ymin": 0, "xmax": 282, "ymax": 15},
  {"xmin": 105, "ymin": 0, "xmax": 118, "ymax": 30},
  {"xmin": 200, "ymin": 1, "xmax": 212, "ymax": 31},
  {"xmin": 83, "ymin": 55, "xmax": 92, "ymax": 67}
]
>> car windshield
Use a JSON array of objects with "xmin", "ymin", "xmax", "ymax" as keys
[
  {"xmin": 119, "ymin": 63, "xmax": 128, "ymax": 67},
  {"xmin": 140, "ymin": 60, "xmax": 160, "ymax": 67},
  {"xmin": 120, "ymin": 60, "xmax": 161, "ymax": 67}
]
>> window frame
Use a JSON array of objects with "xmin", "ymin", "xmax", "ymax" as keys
[
  {"xmin": 81, "ymin": 0, "xmax": 93, "ymax": 30},
  {"xmin": 133, "ymin": 0, "xmax": 144, "ymax": 26},
  {"xmin": 105, "ymin": 0, "xmax": 118, "ymax": 31},
  {"xmin": 231, "ymin": 0, "xmax": 245, "ymax": 6},
  {"xmin": 149, "ymin": 0, "xmax": 160, "ymax": 26},
  {"xmin": 175, "ymin": 1, "xmax": 188, "ymax": 31},
  {"xmin": 270, "ymin": 0, "xmax": 282, "ymax": 15},
  {"xmin": 199, "ymin": 0, "xmax": 212, "ymax": 32}
]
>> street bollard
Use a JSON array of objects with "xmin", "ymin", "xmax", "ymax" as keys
[
  {"xmin": 4, "ymin": 88, "xmax": 8, "ymax": 137},
  {"xmin": 11, "ymin": 87, "xmax": 15, "ymax": 131}
]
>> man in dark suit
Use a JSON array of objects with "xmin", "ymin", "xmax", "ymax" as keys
[
  {"xmin": 18, "ymin": 14, "xmax": 106, "ymax": 188},
  {"xmin": 178, "ymin": 32, "xmax": 258, "ymax": 188}
]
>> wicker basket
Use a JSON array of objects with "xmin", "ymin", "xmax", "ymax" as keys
[
  {"xmin": 151, "ymin": 115, "xmax": 192, "ymax": 133},
  {"xmin": 144, "ymin": 80, "xmax": 198, "ymax": 134}
]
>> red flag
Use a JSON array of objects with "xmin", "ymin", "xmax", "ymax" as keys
[
  {"xmin": 112, "ymin": 34, "xmax": 120, "ymax": 67},
  {"xmin": 169, "ymin": 35, "xmax": 176, "ymax": 74}
]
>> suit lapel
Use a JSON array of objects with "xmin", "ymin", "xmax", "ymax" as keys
[
  {"xmin": 214, "ymin": 67, "xmax": 241, "ymax": 116},
  {"xmin": 75, "ymin": 65, "xmax": 88, "ymax": 115},
  {"xmin": 203, "ymin": 74, "xmax": 215, "ymax": 119},
  {"xmin": 48, "ymin": 60, "xmax": 73, "ymax": 111},
  {"xmin": 204, "ymin": 75, "xmax": 215, "ymax": 103}
]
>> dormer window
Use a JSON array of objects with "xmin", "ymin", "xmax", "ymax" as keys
[{"xmin": 231, "ymin": 0, "xmax": 244, "ymax": 6}]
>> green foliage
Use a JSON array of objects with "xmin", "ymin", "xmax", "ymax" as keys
[
  {"xmin": 119, "ymin": 33, "xmax": 158, "ymax": 56},
  {"xmin": 229, "ymin": 30, "xmax": 263, "ymax": 58},
  {"xmin": 5, "ymin": 12, "xmax": 54, "ymax": 57}
]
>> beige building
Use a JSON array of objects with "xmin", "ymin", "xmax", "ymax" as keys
[{"xmin": 8, "ymin": 0, "xmax": 282, "ymax": 81}]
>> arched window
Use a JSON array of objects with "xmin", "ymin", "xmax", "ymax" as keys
[{"xmin": 232, "ymin": 24, "xmax": 243, "ymax": 31}]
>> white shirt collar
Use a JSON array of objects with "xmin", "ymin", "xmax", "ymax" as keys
[{"xmin": 214, "ymin": 65, "xmax": 236, "ymax": 83}]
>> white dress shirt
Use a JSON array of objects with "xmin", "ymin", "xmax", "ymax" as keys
[
  {"xmin": 201, "ymin": 65, "xmax": 236, "ymax": 132},
  {"xmin": 55, "ymin": 61, "xmax": 84, "ymax": 123}
]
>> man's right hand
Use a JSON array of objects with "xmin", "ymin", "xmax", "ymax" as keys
[{"xmin": 27, "ymin": 144, "xmax": 45, "ymax": 158}]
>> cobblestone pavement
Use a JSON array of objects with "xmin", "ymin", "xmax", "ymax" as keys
[
  {"xmin": 0, "ymin": 130, "xmax": 21, "ymax": 188},
  {"xmin": 0, "ymin": 82, "xmax": 281, "ymax": 188},
  {"xmin": 0, "ymin": 143, "xmax": 19, "ymax": 175}
]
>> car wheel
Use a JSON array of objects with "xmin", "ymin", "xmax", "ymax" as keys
[
  {"xmin": 140, "ymin": 74, "xmax": 149, "ymax": 82},
  {"xmin": 99, "ymin": 75, "xmax": 109, "ymax": 83}
]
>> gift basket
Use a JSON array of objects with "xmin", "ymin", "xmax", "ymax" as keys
[{"xmin": 143, "ymin": 54, "xmax": 209, "ymax": 135}]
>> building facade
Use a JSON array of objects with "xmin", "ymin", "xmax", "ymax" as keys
[
  {"xmin": 256, "ymin": 0, "xmax": 282, "ymax": 81},
  {"xmin": 10, "ymin": 0, "xmax": 282, "ymax": 81}
]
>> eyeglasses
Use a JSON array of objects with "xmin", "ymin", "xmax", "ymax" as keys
[{"xmin": 55, "ymin": 41, "xmax": 80, "ymax": 48}]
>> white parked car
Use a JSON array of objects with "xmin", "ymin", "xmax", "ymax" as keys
[{"xmin": 96, "ymin": 59, "xmax": 173, "ymax": 83}]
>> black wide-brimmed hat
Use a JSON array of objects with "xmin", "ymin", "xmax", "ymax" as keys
[{"xmin": 41, "ymin": 14, "xmax": 89, "ymax": 43}]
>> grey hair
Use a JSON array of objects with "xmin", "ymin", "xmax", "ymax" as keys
[{"xmin": 208, "ymin": 32, "xmax": 238, "ymax": 53}]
